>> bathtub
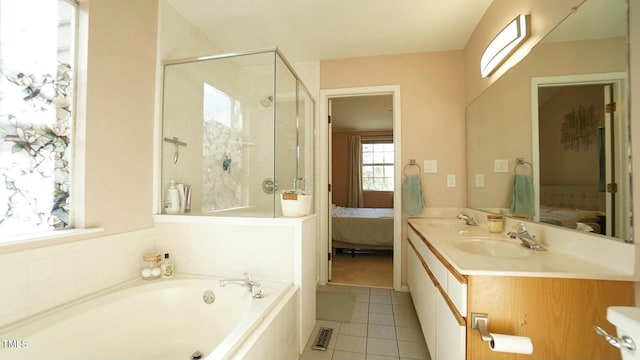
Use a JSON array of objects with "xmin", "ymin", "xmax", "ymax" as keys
[{"xmin": 0, "ymin": 275, "xmax": 298, "ymax": 360}]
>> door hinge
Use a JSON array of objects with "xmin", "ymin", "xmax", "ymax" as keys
[
  {"xmin": 328, "ymin": 184, "xmax": 332, "ymax": 192},
  {"xmin": 328, "ymin": 115, "xmax": 332, "ymax": 124},
  {"xmin": 606, "ymin": 102, "xmax": 617, "ymax": 113},
  {"xmin": 607, "ymin": 183, "xmax": 618, "ymax": 193},
  {"xmin": 328, "ymin": 252, "xmax": 332, "ymax": 261}
]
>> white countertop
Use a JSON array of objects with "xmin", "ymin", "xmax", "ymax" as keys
[{"xmin": 408, "ymin": 217, "xmax": 638, "ymax": 281}]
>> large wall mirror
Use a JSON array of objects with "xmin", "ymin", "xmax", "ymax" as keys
[{"xmin": 466, "ymin": 0, "xmax": 632, "ymax": 242}]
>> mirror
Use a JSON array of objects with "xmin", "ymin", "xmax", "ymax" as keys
[{"xmin": 465, "ymin": 0, "xmax": 631, "ymax": 242}]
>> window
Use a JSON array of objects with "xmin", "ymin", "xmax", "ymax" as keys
[
  {"xmin": 362, "ymin": 142, "xmax": 394, "ymax": 191},
  {"xmin": 0, "ymin": 0, "xmax": 77, "ymax": 236}
]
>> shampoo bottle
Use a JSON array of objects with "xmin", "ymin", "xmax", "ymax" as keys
[
  {"xmin": 165, "ymin": 180, "xmax": 180, "ymax": 214},
  {"xmin": 161, "ymin": 252, "xmax": 174, "ymax": 278}
]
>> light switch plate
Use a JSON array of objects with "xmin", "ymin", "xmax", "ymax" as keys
[
  {"xmin": 475, "ymin": 174, "xmax": 485, "ymax": 187},
  {"xmin": 494, "ymin": 159, "xmax": 509, "ymax": 173},
  {"xmin": 447, "ymin": 174, "xmax": 456, "ymax": 187},
  {"xmin": 424, "ymin": 160, "xmax": 438, "ymax": 173}
]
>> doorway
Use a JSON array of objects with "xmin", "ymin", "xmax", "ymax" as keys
[
  {"xmin": 532, "ymin": 73, "xmax": 631, "ymax": 239},
  {"xmin": 330, "ymin": 95, "xmax": 394, "ymax": 287},
  {"xmin": 318, "ymin": 86, "xmax": 402, "ymax": 290}
]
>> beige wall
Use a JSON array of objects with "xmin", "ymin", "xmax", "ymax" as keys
[
  {"xmin": 79, "ymin": 0, "xmax": 158, "ymax": 233},
  {"xmin": 322, "ymin": 52, "xmax": 467, "ymax": 210}
]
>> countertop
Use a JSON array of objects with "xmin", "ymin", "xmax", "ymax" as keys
[{"xmin": 408, "ymin": 217, "xmax": 636, "ymax": 281}]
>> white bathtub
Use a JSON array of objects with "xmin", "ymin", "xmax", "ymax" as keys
[{"xmin": 0, "ymin": 275, "xmax": 297, "ymax": 360}]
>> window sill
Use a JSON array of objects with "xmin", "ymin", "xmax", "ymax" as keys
[{"xmin": 0, "ymin": 228, "xmax": 105, "ymax": 255}]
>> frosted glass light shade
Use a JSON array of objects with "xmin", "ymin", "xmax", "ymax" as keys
[{"xmin": 480, "ymin": 14, "xmax": 530, "ymax": 78}]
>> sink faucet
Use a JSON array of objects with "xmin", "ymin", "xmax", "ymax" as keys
[
  {"xmin": 508, "ymin": 223, "xmax": 545, "ymax": 251},
  {"xmin": 219, "ymin": 273, "xmax": 264, "ymax": 298},
  {"xmin": 457, "ymin": 211, "xmax": 478, "ymax": 226}
]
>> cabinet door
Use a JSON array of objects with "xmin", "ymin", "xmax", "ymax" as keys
[
  {"xmin": 436, "ymin": 292, "xmax": 465, "ymax": 360},
  {"xmin": 407, "ymin": 245, "xmax": 437, "ymax": 353}
]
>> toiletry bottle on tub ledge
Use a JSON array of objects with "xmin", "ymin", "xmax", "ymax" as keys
[
  {"xmin": 161, "ymin": 252, "xmax": 174, "ymax": 278},
  {"xmin": 165, "ymin": 180, "xmax": 180, "ymax": 214}
]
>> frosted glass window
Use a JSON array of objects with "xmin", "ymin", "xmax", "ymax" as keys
[{"xmin": 0, "ymin": 0, "xmax": 77, "ymax": 237}]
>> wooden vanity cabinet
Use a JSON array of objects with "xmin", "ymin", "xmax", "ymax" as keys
[{"xmin": 407, "ymin": 225, "xmax": 635, "ymax": 360}]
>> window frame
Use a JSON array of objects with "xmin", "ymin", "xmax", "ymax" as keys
[{"xmin": 361, "ymin": 137, "xmax": 394, "ymax": 192}]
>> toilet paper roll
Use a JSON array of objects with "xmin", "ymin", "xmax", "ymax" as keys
[{"xmin": 489, "ymin": 333, "xmax": 533, "ymax": 354}]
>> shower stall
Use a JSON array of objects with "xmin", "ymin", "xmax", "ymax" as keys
[{"xmin": 161, "ymin": 48, "xmax": 315, "ymax": 217}]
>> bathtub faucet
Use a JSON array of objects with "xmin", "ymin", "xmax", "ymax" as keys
[{"xmin": 219, "ymin": 273, "xmax": 263, "ymax": 298}]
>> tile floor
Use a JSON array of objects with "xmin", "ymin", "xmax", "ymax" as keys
[{"xmin": 301, "ymin": 285, "xmax": 431, "ymax": 360}]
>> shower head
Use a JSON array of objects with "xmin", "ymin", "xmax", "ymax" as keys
[{"xmin": 260, "ymin": 96, "xmax": 273, "ymax": 108}]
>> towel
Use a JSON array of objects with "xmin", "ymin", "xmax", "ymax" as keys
[
  {"xmin": 510, "ymin": 174, "xmax": 534, "ymax": 219},
  {"xmin": 403, "ymin": 175, "xmax": 425, "ymax": 216}
]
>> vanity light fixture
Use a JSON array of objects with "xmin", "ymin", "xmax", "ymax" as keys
[{"xmin": 480, "ymin": 14, "xmax": 530, "ymax": 78}]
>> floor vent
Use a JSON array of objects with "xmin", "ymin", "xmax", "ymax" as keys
[{"xmin": 312, "ymin": 327, "xmax": 333, "ymax": 351}]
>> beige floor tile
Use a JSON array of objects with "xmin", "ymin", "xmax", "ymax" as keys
[
  {"xmin": 395, "ymin": 326, "xmax": 424, "ymax": 342},
  {"xmin": 366, "ymin": 355, "xmax": 400, "ymax": 360},
  {"xmin": 370, "ymin": 303, "xmax": 394, "ymax": 314},
  {"xmin": 398, "ymin": 340, "xmax": 430, "ymax": 359},
  {"xmin": 300, "ymin": 348, "xmax": 334, "ymax": 360},
  {"xmin": 335, "ymin": 334, "xmax": 367, "ymax": 353},
  {"xmin": 369, "ymin": 312, "xmax": 395, "ymax": 326},
  {"xmin": 368, "ymin": 324, "xmax": 397, "ymax": 340},
  {"xmin": 340, "ymin": 322, "xmax": 368, "ymax": 337},
  {"xmin": 367, "ymin": 338, "xmax": 399, "ymax": 357},
  {"xmin": 370, "ymin": 294, "xmax": 392, "ymax": 304},
  {"xmin": 394, "ymin": 314, "xmax": 420, "ymax": 328},
  {"xmin": 333, "ymin": 350, "xmax": 367, "ymax": 360}
]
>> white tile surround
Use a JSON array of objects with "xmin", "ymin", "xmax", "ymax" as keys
[
  {"xmin": 0, "ymin": 229, "xmax": 156, "ymax": 327},
  {"xmin": 0, "ymin": 214, "xmax": 318, "ymax": 351}
]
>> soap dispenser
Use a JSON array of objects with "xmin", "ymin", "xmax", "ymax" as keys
[{"xmin": 165, "ymin": 180, "xmax": 180, "ymax": 214}]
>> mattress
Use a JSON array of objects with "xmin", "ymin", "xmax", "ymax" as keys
[{"xmin": 331, "ymin": 206, "xmax": 394, "ymax": 249}]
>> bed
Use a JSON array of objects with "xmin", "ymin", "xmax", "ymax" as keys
[
  {"xmin": 331, "ymin": 206, "xmax": 394, "ymax": 251},
  {"xmin": 539, "ymin": 185, "xmax": 606, "ymax": 234}
]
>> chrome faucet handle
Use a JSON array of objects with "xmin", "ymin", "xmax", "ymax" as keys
[
  {"xmin": 251, "ymin": 284, "xmax": 264, "ymax": 298},
  {"xmin": 513, "ymin": 222, "xmax": 531, "ymax": 235}
]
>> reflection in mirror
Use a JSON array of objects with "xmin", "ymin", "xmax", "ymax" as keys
[{"xmin": 465, "ymin": 0, "xmax": 632, "ymax": 242}]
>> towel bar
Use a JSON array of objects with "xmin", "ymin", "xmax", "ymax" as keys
[{"xmin": 403, "ymin": 159, "xmax": 422, "ymax": 176}]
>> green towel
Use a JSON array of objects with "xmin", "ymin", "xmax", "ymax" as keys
[
  {"xmin": 511, "ymin": 175, "xmax": 534, "ymax": 219},
  {"xmin": 403, "ymin": 175, "xmax": 425, "ymax": 216}
]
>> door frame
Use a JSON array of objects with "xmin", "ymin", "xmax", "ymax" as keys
[
  {"xmin": 318, "ymin": 85, "xmax": 402, "ymax": 290},
  {"xmin": 531, "ymin": 72, "xmax": 630, "ymax": 239}
]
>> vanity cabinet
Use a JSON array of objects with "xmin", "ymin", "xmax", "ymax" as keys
[
  {"xmin": 408, "ymin": 228, "xmax": 466, "ymax": 360},
  {"xmin": 407, "ymin": 224, "xmax": 635, "ymax": 360}
]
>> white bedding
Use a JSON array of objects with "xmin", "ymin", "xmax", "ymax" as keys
[
  {"xmin": 331, "ymin": 206, "xmax": 394, "ymax": 248},
  {"xmin": 539, "ymin": 205, "xmax": 604, "ymax": 232}
]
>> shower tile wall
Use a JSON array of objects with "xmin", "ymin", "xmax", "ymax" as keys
[{"xmin": 0, "ymin": 229, "xmax": 155, "ymax": 327}]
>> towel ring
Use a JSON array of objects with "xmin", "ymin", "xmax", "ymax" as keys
[
  {"xmin": 404, "ymin": 159, "xmax": 422, "ymax": 177},
  {"xmin": 514, "ymin": 157, "xmax": 532, "ymax": 175}
]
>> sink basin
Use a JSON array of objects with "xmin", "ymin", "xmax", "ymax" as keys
[{"xmin": 454, "ymin": 237, "xmax": 531, "ymax": 258}]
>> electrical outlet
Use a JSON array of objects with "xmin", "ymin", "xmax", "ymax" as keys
[
  {"xmin": 447, "ymin": 174, "xmax": 456, "ymax": 187},
  {"xmin": 424, "ymin": 160, "xmax": 438, "ymax": 173},
  {"xmin": 494, "ymin": 159, "xmax": 509, "ymax": 173},
  {"xmin": 475, "ymin": 174, "xmax": 485, "ymax": 187}
]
